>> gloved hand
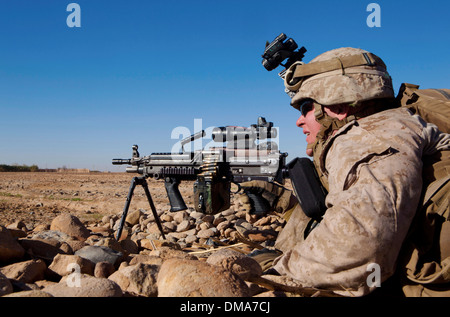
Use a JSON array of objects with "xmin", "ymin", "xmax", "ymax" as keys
[{"xmin": 238, "ymin": 180, "xmax": 297, "ymax": 215}]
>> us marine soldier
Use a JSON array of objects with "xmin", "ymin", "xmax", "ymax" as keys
[{"xmin": 242, "ymin": 47, "xmax": 450, "ymax": 296}]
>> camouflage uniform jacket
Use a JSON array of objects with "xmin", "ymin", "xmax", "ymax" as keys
[{"xmin": 273, "ymin": 107, "xmax": 450, "ymax": 296}]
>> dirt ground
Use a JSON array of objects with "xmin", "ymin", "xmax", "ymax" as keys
[{"xmin": 0, "ymin": 172, "xmax": 196, "ymax": 230}]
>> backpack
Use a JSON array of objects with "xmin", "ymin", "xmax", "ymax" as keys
[
  {"xmin": 397, "ymin": 83, "xmax": 450, "ymax": 134},
  {"xmin": 396, "ymin": 83, "xmax": 450, "ymax": 297}
]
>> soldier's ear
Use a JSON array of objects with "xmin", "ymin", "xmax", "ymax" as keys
[{"xmin": 324, "ymin": 104, "xmax": 351, "ymax": 120}]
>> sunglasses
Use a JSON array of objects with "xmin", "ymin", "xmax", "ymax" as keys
[{"xmin": 299, "ymin": 100, "xmax": 314, "ymax": 117}]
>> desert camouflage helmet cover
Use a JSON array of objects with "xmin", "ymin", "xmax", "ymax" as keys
[{"xmin": 284, "ymin": 47, "xmax": 395, "ymax": 108}]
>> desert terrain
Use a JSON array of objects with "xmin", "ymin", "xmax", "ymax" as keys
[
  {"xmin": 1, "ymin": 171, "xmax": 302, "ymax": 298},
  {"xmin": 0, "ymin": 172, "xmax": 194, "ymax": 230}
]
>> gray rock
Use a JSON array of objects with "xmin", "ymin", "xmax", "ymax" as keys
[
  {"xmin": 75, "ymin": 245, "xmax": 123, "ymax": 267},
  {"xmin": 30, "ymin": 230, "xmax": 72, "ymax": 242}
]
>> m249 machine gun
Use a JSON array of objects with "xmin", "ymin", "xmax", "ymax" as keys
[{"xmin": 112, "ymin": 117, "xmax": 327, "ymax": 241}]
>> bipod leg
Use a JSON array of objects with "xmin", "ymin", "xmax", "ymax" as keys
[
  {"xmin": 138, "ymin": 177, "xmax": 166, "ymax": 240},
  {"xmin": 116, "ymin": 176, "xmax": 138, "ymax": 240}
]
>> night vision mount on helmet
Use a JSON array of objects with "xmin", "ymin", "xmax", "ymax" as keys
[{"xmin": 261, "ymin": 33, "xmax": 307, "ymax": 78}]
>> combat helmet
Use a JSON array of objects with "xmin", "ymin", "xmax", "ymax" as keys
[
  {"xmin": 284, "ymin": 47, "xmax": 394, "ymax": 109},
  {"xmin": 285, "ymin": 48, "xmax": 396, "ymax": 187}
]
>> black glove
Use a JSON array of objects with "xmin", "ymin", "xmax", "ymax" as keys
[{"xmin": 238, "ymin": 180, "xmax": 296, "ymax": 214}]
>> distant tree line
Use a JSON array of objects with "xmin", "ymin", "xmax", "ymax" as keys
[{"xmin": 0, "ymin": 164, "xmax": 39, "ymax": 172}]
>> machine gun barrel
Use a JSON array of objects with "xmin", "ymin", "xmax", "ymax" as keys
[{"xmin": 112, "ymin": 159, "xmax": 131, "ymax": 165}]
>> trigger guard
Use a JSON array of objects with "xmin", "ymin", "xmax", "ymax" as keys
[{"xmin": 231, "ymin": 182, "xmax": 242, "ymax": 194}]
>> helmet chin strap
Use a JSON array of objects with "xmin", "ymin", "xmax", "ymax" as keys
[
  {"xmin": 307, "ymin": 103, "xmax": 357, "ymax": 191},
  {"xmin": 313, "ymin": 103, "xmax": 357, "ymax": 145}
]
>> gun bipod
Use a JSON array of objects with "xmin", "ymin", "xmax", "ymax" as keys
[{"xmin": 116, "ymin": 176, "xmax": 166, "ymax": 241}]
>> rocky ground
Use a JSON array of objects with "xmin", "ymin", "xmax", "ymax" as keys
[{"xmin": 0, "ymin": 172, "xmax": 327, "ymax": 298}]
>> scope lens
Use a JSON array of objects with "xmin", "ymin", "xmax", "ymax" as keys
[{"xmin": 262, "ymin": 59, "xmax": 274, "ymax": 71}]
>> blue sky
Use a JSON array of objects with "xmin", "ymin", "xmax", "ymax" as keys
[{"xmin": 0, "ymin": 0, "xmax": 449, "ymax": 171}]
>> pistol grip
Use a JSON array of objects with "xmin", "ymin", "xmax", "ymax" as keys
[
  {"xmin": 164, "ymin": 177, "xmax": 188, "ymax": 212},
  {"xmin": 245, "ymin": 191, "xmax": 271, "ymax": 215}
]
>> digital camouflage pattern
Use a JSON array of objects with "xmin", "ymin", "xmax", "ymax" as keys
[
  {"xmin": 285, "ymin": 47, "xmax": 395, "ymax": 108},
  {"xmin": 272, "ymin": 107, "xmax": 450, "ymax": 296}
]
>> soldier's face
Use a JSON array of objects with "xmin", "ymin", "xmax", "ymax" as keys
[{"xmin": 296, "ymin": 102, "xmax": 322, "ymax": 157}]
